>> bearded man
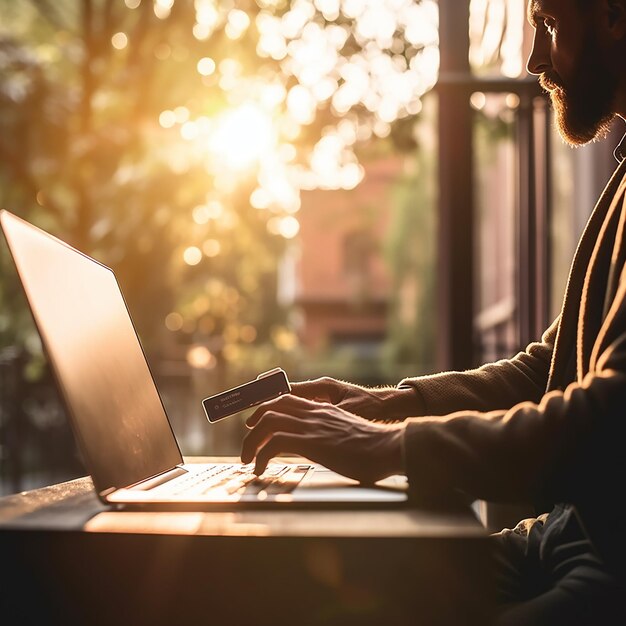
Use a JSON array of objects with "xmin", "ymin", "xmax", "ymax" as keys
[{"xmin": 242, "ymin": 1, "xmax": 626, "ymax": 623}]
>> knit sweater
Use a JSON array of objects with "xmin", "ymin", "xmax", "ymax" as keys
[{"xmin": 399, "ymin": 134, "xmax": 626, "ymax": 579}]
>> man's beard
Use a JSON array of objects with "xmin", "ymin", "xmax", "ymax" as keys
[{"xmin": 539, "ymin": 39, "xmax": 616, "ymax": 146}]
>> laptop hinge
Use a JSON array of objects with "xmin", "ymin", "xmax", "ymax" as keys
[{"xmin": 128, "ymin": 465, "xmax": 188, "ymax": 491}]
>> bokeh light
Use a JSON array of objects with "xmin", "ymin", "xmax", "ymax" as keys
[
  {"xmin": 225, "ymin": 9, "xmax": 250, "ymax": 39},
  {"xmin": 202, "ymin": 239, "xmax": 221, "ymax": 257},
  {"xmin": 186, "ymin": 345, "xmax": 216, "ymax": 369},
  {"xmin": 0, "ymin": 0, "xmax": 463, "ymax": 490},
  {"xmin": 165, "ymin": 312, "xmax": 184, "ymax": 332},
  {"xmin": 183, "ymin": 246, "xmax": 202, "ymax": 266},
  {"xmin": 111, "ymin": 32, "xmax": 128, "ymax": 50},
  {"xmin": 197, "ymin": 57, "xmax": 216, "ymax": 76}
]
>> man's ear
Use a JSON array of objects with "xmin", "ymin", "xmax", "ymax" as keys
[{"xmin": 606, "ymin": 0, "xmax": 626, "ymax": 38}]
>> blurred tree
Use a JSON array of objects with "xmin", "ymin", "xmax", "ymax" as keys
[
  {"xmin": 0, "ymin": 0, "xmax": 444, "ymax": 480},
  {"xmin": 384, "ymin": 99, "xmax": 437, "ymax": 377},
  {"xmin": 0, "ymin": 0, "xmax": 288, "ymax": 376},
  {"xmin": 0, "ymin": 0, "xmax": 439, "ymax": 384}
]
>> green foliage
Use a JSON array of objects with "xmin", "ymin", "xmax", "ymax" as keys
[
  {"xmin": 0, "ymin": 0, "xmax": 290, "ymax": 381},
  {"xmin": 383, "ymin": 98, "xmax": 437, "ymax": 376}
]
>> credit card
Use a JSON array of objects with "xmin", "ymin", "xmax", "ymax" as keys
[{"xmin": 202, "ymin": 368, "xmax": 291, "ymax": 422}]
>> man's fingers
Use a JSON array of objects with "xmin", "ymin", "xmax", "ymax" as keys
[
  {"xmin": 241, "ymin": 411, "xmax": 307, "ymax": 463},
  {"xmin": 253, "ymin": 433, "xmax": 313, "ymax": 475},
  {"xmin": 246, "ymin": 396, "xmax": 294, "ymax": 428},
  {"xmin": 289, "ymin": 379, "xmax": 334, "ymax": 401},
  {"xmin": 246, "ymin": 393, "xmax": 320, "ymax": 428}
]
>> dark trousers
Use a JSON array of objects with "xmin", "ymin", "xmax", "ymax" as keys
[{"xmin": 492, "ymin": 506, "xmax": 624, "ymax": 625}]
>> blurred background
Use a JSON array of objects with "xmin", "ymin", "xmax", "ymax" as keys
[{"xmin": 0, "ymin": 0, "xmax": 623, "ymax": 495}]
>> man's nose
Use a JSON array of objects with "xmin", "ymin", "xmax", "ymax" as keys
[{"xmin": 526, "ymin": 29, "xmax": 551, "ymax": 75}]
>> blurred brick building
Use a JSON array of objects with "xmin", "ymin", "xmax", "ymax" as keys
[{"xmin": 293, "ymin": 157, "xmax": 406, "ymax": 361}]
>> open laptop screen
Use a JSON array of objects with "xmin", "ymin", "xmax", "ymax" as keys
[{"xmin": 1, "ymin": 211, "xmax": 183, "ymax": 495}]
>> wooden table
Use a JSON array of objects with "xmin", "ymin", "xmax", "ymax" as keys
[{"xmin": 0, "ymin": 462, "xmax": 494, "ymax": 626}]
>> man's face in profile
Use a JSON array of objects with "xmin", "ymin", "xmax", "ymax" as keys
[{"xmin": 527, "ymin": 0, "xmax": 617, "ymax": 145}]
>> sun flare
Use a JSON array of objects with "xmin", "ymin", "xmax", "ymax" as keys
[{"xmin": 208, "ymin": 103, "xmax": 276, "ymax": 171}]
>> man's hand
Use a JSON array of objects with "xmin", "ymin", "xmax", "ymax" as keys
[
  {"xmin": 241, "ymin": 394, "xmax": 406, "ymax": 483},
  {"xmin": 289, "ymin": 377, "xmax": 419, "ymax": 421}
]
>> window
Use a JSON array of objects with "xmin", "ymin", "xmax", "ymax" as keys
[{"xmin": 436, "ymin": 0, "xmax": 618, "ymax": 369}]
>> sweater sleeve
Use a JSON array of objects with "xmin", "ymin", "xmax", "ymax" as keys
[
  {"xmin": 399, "ymin": 317, "xmax": 559, "ymax": 416},
  {"xmin": 402, "ymin": 327, "xmax": 626, "ymax": 507}
]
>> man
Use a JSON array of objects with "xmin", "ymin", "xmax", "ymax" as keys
[{"xmin": 242, "ymin": 0, "xmax": 626, "ymax": 622}]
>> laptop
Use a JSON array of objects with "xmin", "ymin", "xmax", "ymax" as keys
[{"xmin": 0, "ymin": 210, "xmax": 407, "ymax": 509}]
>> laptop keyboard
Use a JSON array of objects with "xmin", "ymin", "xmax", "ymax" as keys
[{"xmin": 150, "ymin": 463, "xmax": 308, "ymax": 497}]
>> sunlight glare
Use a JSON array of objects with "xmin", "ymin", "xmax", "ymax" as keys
[
  {"xmin": 470, "ymin": 0, "xmax": 524, "ymax": 77},
  {"xmin": 287, "ymin": 85, "xmax": 316, "ymax": 125},
  {"xmin": 153, "ymin": 0, "xmax": 443, "ymax": 239},
  {"xmin": 208, "ymin": 103, "xmax": 276, "ymax": 170},
  {"xmin": 258, "ymin": 169, "xmax": 301, "ymax": 212}
]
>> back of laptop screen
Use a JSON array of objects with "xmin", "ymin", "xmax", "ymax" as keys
[{"xmin": 1, "ymin": 212, "xmax": 183, "ymax": 495}]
